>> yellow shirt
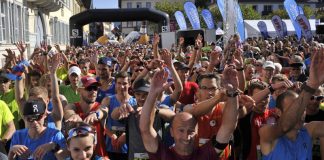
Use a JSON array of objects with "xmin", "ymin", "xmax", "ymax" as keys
[{"xmin": 0, "ymin": 100, "xmax": 14, "ymax": 138}]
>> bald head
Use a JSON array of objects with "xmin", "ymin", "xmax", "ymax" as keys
[{"xmin": 172, "ymin": 112, "xmax": 197, "ymax": 128}]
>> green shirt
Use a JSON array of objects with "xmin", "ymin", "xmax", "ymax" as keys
[
  {"xmin": 0, "ymin": 89, "xmax": 21, "ymax": 129},
  {"xmin": 0, "ymin": 100, "xmax": 14, "ymax": 138},
  {"xmin": 59, "ymin": 85, "xmax": 80, "ymax": 103}
]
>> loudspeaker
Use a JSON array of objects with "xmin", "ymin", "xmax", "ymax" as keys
[
  {"xmin": 176, "ymin": 29, "xmax": 204, "ymax": 47},
  {"xmin": 316, "ymin": 25, "xmax": 324, "ymax": 34}
]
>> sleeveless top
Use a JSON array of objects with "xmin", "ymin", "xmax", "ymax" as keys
[
  {"xmin": 105, "ymin": 95, "xmax": 136, "ymax": 153},
  {"xmin": 262, "ymin": 127, "xmax": 312, "ymax": 160},
  {"xmin": 74, "ymin": 102, "xmax": 108, "ymax": 158}
]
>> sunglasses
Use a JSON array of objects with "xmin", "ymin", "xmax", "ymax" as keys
[
  {"xmin": 25, "ymin": 114, "xmax": 44, "ymax": 122},
  {"xmin": 67, "ymin": 126, "xmax": 96, "ymax": 141},
  {"xmin": 311, "ymin": 95, "xmax": 324, "ymax": 101},
  {"xmin": 85, "ymin": 85, "xmax": 98, "ymax": 92}
]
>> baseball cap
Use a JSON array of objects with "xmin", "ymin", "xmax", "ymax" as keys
[
  {"xmin": 79, "ymin": 76, "xmax": 100, "ymax": 88},
  {"xmin": 263, "ymin": 61, "xmax": 275, "ymax": 70},
  {"xmin": 290, "ymin": 55, "xmax": 304, "ymax": 68},
  {"xmin": 23, "ymin": 100, "xmax": 46, "ymax": 116},
  {"xmin": 133, "ymin": 79, "xmax": 150, "ymax": 93},
  {"xmin": 98, "ymin": 57, "xmax": 112, "ymax": 67},
  {"xmin": 68, "ymin": 66, "xmax": 81, "ymax": 76},
  {"xmin": 173, "ymin": 62, "xmax": 189, "ymax": 70}
]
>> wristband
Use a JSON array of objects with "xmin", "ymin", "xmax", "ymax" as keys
[
  {"xmin": 301, "ymin": 82, "xmax": 317, "ymax": 94},
  {"xmin": 226, "ymin": 90, "xmax": 239, "ymax": 97},
  {"xmin": 268, "ymin": 85, "xmax": 275, "ymax": 94}
]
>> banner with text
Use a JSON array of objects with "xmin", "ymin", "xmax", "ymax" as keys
[
  {"xmin": 296, "ymin": 14, "xmax": 312, "ymax": 41},
  {"xmin": 201, "ymin": 9, "xmax": 215, "ymax": 29},
  {"xmin": 258, "ymin": 21, "xmax": 269, "ymax": 39},
  {"xmin": 184, "ymin": 1, "xmax": 201, "ymax": 29},
  {"xmin": 174, "ymin": 11, "xmax": 188, "ymax": 30},
  {"xmin": 271, "ymin": 15, "xmax": 285, "ymax": 38},
  {"xmin": 284, "ymin": 0, "xmax": 302, "ymax": 40}
]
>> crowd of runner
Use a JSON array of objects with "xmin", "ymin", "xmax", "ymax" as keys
[{"xmin": 0, "ymin": 33, "xmax": 324, "ymax": 160}]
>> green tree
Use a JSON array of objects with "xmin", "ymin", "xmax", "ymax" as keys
[
  {"xmin": 155, "ymin": 0, "xmax": 184, "ymax": 16},
  {"xmin": 264, "ymin": 9, "xmax": 289, "ymax": 19},
  {"xmin": 302, "ymin": 5, "xmax": 315, "ymax": 19},
  {"xmin": 240, "ymin": 5, "xmax": 262, "ymax": 20}
]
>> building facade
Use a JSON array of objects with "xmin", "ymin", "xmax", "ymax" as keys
[
  {"xmin": 120, "ymin": 0, "xmax": 195, "ymax": 35},
  {"xmin": 0, "ymin": 0, "xmax": 85, "ymax": 66}
]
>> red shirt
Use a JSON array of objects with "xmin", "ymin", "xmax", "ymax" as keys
[
  {"xmin": 247, "ymin": 109, "xmax": 277, "ymax": 160},
  {"xmin": 148, "ymin": 141, "xmax": 219, "ymax": 160},
  {"xmin": 178, "ymin": 81, "xmax": 198, "ymax": 105},
  {"xmin": 75, "ymin": 102, "xmax": 109, "ymax": 158},
  {"xmin": 196, "ymin": 104, "xmax": 230, "ymax": 160}
]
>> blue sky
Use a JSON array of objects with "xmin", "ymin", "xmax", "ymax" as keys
[{"xmin": 93, "ymin": 0, "xmax": 118, "ymax": 9}]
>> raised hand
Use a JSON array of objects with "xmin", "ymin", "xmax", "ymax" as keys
[
  {"xmin": 150, "ymin": 68, "xmax": 172, "ymax": 94},
  {"xmin": 153, "ymin": 33, "xmax": 160, "ymax": 46},
  {"xmin": 222, "ymin": 65, "xmax": 239, "ymax": 91},
  {"xmin": 160, "ymin": 49, "xmax": 172, "ymax": 67},
  {"xmin": 179, "ymin": 37, "xmax": 184, "ymax": 46},
  {"xmin": 48, "ymin": 53, "xmax": 61, "ymax": 74},
  {"xmin": 209, "ymin": 50, "xmax": 221, "ymax": 65},
  {"xmin": 308, "ymin": 47, "xmax": 324, "ymax": 88},
  {"xmin": 239, "ymin": 94, "xmax": 255, "ymax": 110},
  {"xmin": 15, "ymin": 41, "xmax": 26, "ymax": 54},
  {"xmin": 195, "ymin": 34, "xmax": 203, "ymax": 49}
]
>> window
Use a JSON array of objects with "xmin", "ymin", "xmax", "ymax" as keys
[
  {"xmin": 17, "ymin": 5, "xmax": 22, "ymax": 41},
  {"xmin": 0, "ymin": 1, "xmax": 6, "ymax": 42},
  {"xmin": 146, "ymin": 2, "xmax": 151, "ymax": 8},
  {"xmin": 24, "ymin": 7, "xmax": 29, "ymax": 42},
  {"xmin": 127, "ymin": 2, "xmax": 132, "ymax": 8},
  {"xmin": 264, "ymin": 5, "xmax": 272, "ymax": 12},
  {"xmin": 252, "ymin": 5, "xmax": 258, "ymax": 11},
  {"xmin": 127, "ymin": 21, "xmax": 133, "ymax": 27},
  {"xmin": 136, "ymin": 2, "xmax": 142, "ymax": 8},
  {"xmin": 279, "ymin": 5, "xmax": 284, "ymax": 9}
]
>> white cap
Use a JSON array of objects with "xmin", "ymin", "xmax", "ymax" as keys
[
  {"xmin": 263, "ymin": 61, "xmax": 275, "ymax": 70},
  {"xmin": 214, "ymin": 46, "xmax": 223, "ymax": 52},
  {"xmin": 68, "ymin": 66, "xmax": 81, "ymax": 76}
]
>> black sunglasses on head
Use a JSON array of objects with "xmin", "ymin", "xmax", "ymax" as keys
[{"xmin": 311, "ymin": 95, "xmax": 324, "ymax": 101}]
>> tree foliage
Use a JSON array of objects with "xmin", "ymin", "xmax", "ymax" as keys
[
  {"xmin": 240, "ymin": 5, "xmax": 262, "ymax": 20},
  {"xmin": 264, "ymin": 9, "xmax": 289, "ymax": 19}
]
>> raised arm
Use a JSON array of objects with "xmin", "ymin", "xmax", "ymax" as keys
[
  {"xmin": 161, "ymin": 49, "xmax": 183, "ymax": 104},
  {"xmin": 152, "ymin": 33, "xmax": 160, "ymax": 59},
  {"xmin": 252, "ymin": 80, "xmax": 293, "ymax": 104},
  {"xmin": 48, "ymin": 53, "xmax": 64, "ymax": 129},
  {"xmin": 140, "ymin": 69, "xmax": 171, "ymax": 153},
  {"xmin": 183, "ymin": 91, "xmax": 224, "ymax": 117},
  {"xmin": 214, "ymin": 65, "xmax": 239, "ymax": 153},
  {"xmin": 15, "ymin": 73, "xmax": 26, "ymax": 115},
  {"xmin": 259, "ymin": 47, "xmax": 324, "ymax": 154}
]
